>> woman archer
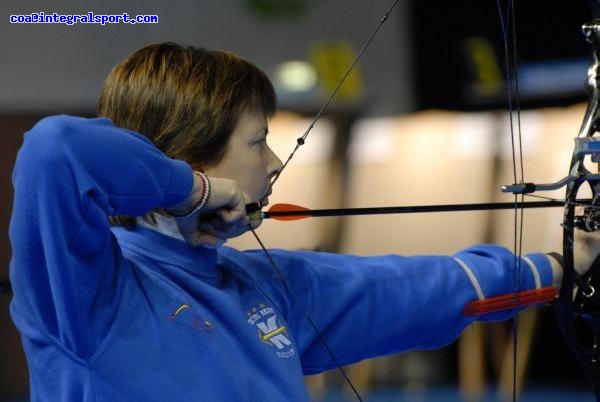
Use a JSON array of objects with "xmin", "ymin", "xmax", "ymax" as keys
[{"xmin": 8, "ymin": 42, "xmax": 600, "ymax": 401}]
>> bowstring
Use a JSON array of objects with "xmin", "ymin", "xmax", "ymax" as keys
[
  {"xmin": 249, "ymin": 228, "xmax": 363, "ymax": 400},
  {"xmin": 249, "ymin": 1, "xmax": 401, "ymax": 400},
  {"xmin": 270, "ymin": 0, "xmax": 401, "ymax": 189},
  {"xmin": 496, "ymin": 0, "xmax": 525, "ymax": 400},
  {"xmin": 510, "ymin": 1, "xmax": 526, "ymax": 400}
]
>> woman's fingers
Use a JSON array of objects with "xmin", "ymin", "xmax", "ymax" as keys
[
  {"xmin": 174, "ymin": 175, "xmax": 256, "ymax": 246},
  {"xmin": 574, "ymin": 230, "xmax": 600, "ymax": 276}
]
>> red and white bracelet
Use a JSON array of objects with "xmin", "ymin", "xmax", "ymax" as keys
[{"xmin": 163, "ymin": 170, "xmax": 211, "ymax": 218}]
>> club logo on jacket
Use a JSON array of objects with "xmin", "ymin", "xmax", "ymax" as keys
[
  {"xmin": 246, "ymin": 303, "xmax": 295, "ymax": 358},
  {"xmin": 168, "ymin": 303, "xmax": 215, "ymax": 332}
]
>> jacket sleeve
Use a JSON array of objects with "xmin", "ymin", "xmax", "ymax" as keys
[
  {"xmin": 241, "ymin": 245, "xmax": 554, "ymax": 374},
  {"xmin": 9, "ymin": 115, "xmax": 192, "ymax": 358}
]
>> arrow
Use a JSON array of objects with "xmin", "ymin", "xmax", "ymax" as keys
[{"xmin": 248, "ymin": 199, "xmax": 586, "ymax": 221}]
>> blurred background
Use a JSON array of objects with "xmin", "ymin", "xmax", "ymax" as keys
[{"xmin": 0, "ymin": 0, "xmax": 596, "ymax": 400}]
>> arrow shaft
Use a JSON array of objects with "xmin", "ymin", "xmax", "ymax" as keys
[{"xmin": 262, "ymin": 200, "xmax": 575, "ymax": 219}]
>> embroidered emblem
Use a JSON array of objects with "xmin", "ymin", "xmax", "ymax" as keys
[
  {"xmin": 246, "ymin": 303, "xmax": 295, "ymax": 358},
  {"xmin": 168, "ymin": 303, "xmax": 215, "ymax": 332}
]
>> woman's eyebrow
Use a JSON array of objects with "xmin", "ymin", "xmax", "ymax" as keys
[{"xmin": 252, "ymin": 127, "xmax": 268, "ymax": 137}]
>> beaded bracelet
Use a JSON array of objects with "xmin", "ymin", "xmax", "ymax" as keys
[{"xmin": 163, "ymin": 170, "xmax": 211, "ymax": 218}]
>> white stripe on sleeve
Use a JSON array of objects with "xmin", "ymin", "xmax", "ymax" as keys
[
  {"xmin": 453, "ymin": 257, "xmax": 485, "ymax": 300},
  {"xmin": 523, "ymin": 256, "xmax": 541, "ymax": 289}
]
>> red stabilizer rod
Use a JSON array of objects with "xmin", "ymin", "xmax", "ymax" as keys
[{"xmin": 463, "ymin": 286, "xmax": 557, "ymax": 316}]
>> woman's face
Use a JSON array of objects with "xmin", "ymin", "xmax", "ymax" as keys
[{"xmin": 203, "ymin": 109, "xmax": 283, "ymax": 205}]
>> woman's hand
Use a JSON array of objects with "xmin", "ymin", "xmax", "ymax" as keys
[
  {"xmin": 170, "ymin": 173, "xmax": 258, "ymax": 247},
  {"xmin": 574, "ymin": 229, "xmax": 600, "ymax": 276}
]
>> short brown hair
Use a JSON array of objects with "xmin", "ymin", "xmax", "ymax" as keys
[
  {"xmin": 98, "ymin": 42, "xmax": 277, "ymax": 226},
  {"xmin": 99, "ymin": 42, "xmax": 276, "ymax": 166}
]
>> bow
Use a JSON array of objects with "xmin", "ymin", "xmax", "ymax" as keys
[
  {"xmin": 553, "ymin": 9, "xmax": 600, "ymax": 399},
  {"xmin": 248, "ymin": 0, "xmax": 600, "ymax": 400},
  {"xmin": 499, "ymin": 1, "xmax": 600, "ymax": 399}
]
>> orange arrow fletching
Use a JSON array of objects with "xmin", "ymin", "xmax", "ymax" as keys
[{"xmin": 267, "ymin": 203, "xmax": 312, "ymax": 221}]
